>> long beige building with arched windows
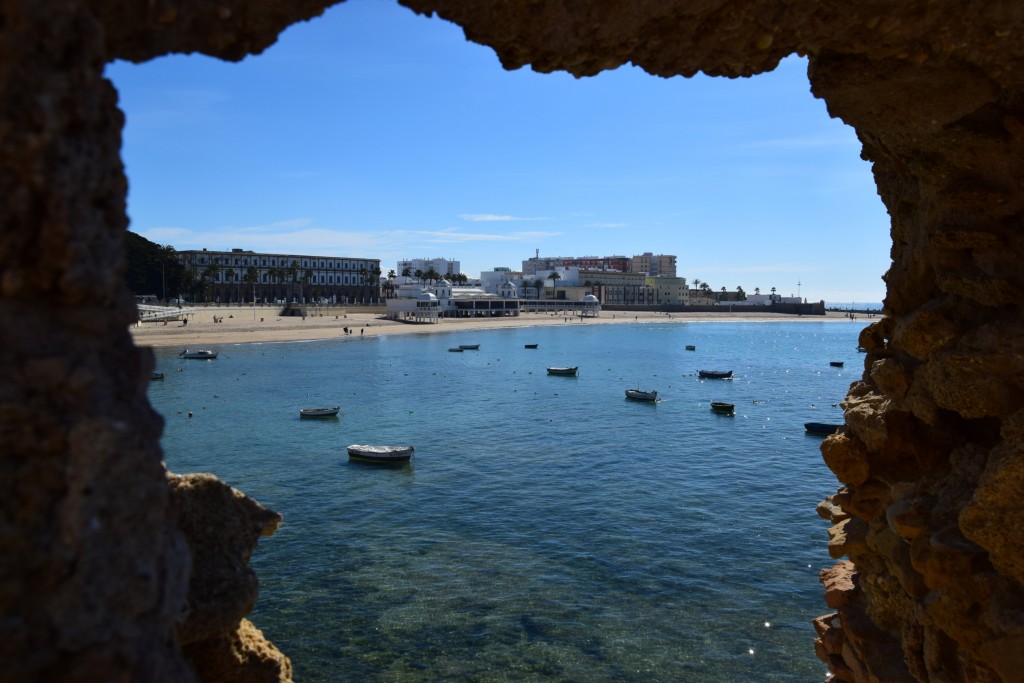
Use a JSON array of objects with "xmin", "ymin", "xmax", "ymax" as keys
[{"xmin": 176, "ymin": 248, "xmax": 382, "ymax": 304}]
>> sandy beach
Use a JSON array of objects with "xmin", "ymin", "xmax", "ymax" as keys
[{"xmin": 130, "ymin": 305, "xmax": 867, "ymax": 349}]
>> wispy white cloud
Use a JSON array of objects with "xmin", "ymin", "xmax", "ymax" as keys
[
  {"xmin": 410, "ymin": 228, "xmax": 561, "ymax": 244},
  {"xmin": 137, "ymin": 220, "xmax": 393, "ymax": 255},
  {"xmin": 585, "ymin": 222, "xmax": 628, "ymax": 229},
  {"xmin": 458, "ymin": 214, "xmax": 550, "ymax": 222},
  {"xmin": 136, "ymin": 220, "xmax": 561, "ymax": 257}
]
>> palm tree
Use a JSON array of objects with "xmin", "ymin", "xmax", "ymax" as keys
[
  {"xmin": 720, "ymin": 286, "xmax": 727, "ymax": 301},
  {"xmin": 737, "ymin": 285, "xmax": 746, "ymax": 301},
  {"xmin": 202, "ymin": 263, "xmax": 220, "ymax": 303},
  {"xmin": 158, "ymin": 244, "xmax": 177, "ymax": 301},
  {"xmin": 287, "ymin": 260, "xmax": 300, "ymax": 302},
  {"xmin": 385, "ymin": 270, "xmax": 396, "ymax": 299},
  {"xmin": 242, "ymin": 266, "xmax": 258, "ymax": 304},
  {"xmin": 268, "ymin": 267, "xmax": 284, "ymax": 301},
  {"xmin": 423, "ymin": 267, "xmax": 441, "ymax": 284},
  {"xmin": 414, "ymin": 269, "xmax": 423, "ymax": 280},
  {"xmin": 302, "ymin": 267, "xmax": 314, "ymax": 303},
  {"xmin": 401, "ymin": 266, "xmax": 411, "ymax": 277},
  {"xmin": 692, "ymin": 278, "xmax": 702, "ymax": 290},
  {"xmin": 532, "ymin": 279, "xmax": 544, "ymax": 299},
  {"xmin": 755, "ymin": 287, "xmax": 761, "ymax": 295},
  {"xmin": 181, "ymin": 266, "xmax": 199, "ymax": 303},
  {"xmin": 547, "ymin": 271, "xmax": 561, "ymax": 299},
  {"xmin": 224, "ymin": 267, "xmax": 236, "ymax": 303}
]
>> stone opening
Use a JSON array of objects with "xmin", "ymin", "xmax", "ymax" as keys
[{"xmin": 4, "ymin": 1, "xmax": 1023, "ymax": 681}]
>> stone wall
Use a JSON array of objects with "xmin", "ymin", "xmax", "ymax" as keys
[{"xmin": 2, "ymin": 0, "xmax": 1022, "ymax": 680}]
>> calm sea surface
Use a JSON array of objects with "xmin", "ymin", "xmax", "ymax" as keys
[{"xmin": 149, "ymin": 320, "xmax": 869, "ymax": 682}]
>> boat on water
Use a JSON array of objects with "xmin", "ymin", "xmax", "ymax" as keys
[
  {"xmin": 698, "ymin": 369, "xmax": 732, "ymax": 379},
  {"xmin": 448, "ymin": 347, "xmax": 464, "ymax": 352},
  {"xmin": 151, "ymin": 372, "xmax": 165, "ymax": 380},
  {"xmin": 300, "ymin": 406, "xmax": 340, "ymax": 418},
  {"xmin": 805, "ymin": 422, "xmax": 843, "ymax": 435},
  {"xmin": 459, "ymin": 344, "xmax": 480, "ymax": 350},
  {"xmin": 524, "ymin": 344, "xmax": 538, "ymax": 349},
  {"xmin": 685, "ymin": 345, "xmax": 696, "ymax": 351},
  {"xmin": 179, "ymin": 349, "xmax": 218, "ymax": 359},
  {"xmin": 547, "ymin": 366, "xmax": 578, "ymax": 376},
  {"xmin": 710, "ymin": 401, "xmax": 735, "ymax": 414},
  {"xmin": 347, "ymin": 444, "xmax": 414, "ymax": 462},
  {"xmin": 625, "ymin": 388, "xmax": 658, "ymax": 402},
  {"xmin": 829, "ymin": 361, "xmax": 844, "ymax": 367}
]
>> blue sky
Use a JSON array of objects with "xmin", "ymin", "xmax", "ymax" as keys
[{"xmin": 107, "ymin": 0, "xmax": 891, "ymax": 303}]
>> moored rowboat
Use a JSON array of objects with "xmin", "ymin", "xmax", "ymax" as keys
[
  {"xmin": 698, "ymin": 369, "xmax": 732, "ymax": 379},
  {"xmin": 179, "ymin": 349, "xmax": 218, "ymax": 359},
  {"xmin": 547, "ymin": 366, "xmax": 578, "ymax": 376},
  {"xmin": 347, "ymin": 444, "xmax": 414, "ymax": 462},
  {"xmin": 710, "ymin": 401, "xmax": 735, "ymax": 414},
  {"xmin": 625, "ymin": 388, "xmax": 658, "ymax": 402},
  {"xmin": 805, "ymin": 422, "xmax": 843, "ymax": 435},
  {"xmin": 300, "ymin": 406, "xmax": 340, "ymax": 418}
]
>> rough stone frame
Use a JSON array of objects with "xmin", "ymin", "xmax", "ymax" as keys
[{"xmin": 3, "ymin": 1, "xmax": 1023, "ymax": 680}]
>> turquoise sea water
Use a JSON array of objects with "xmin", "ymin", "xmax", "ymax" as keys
[{"xmin": 149, "ymin": 320, "xmax": 867, "ymax": 682}]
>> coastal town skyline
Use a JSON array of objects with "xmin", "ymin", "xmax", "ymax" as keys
[{"xmin": 108, "ymin": 0, "xmax": 891, "ymax": 304}]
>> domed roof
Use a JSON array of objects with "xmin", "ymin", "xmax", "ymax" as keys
[
  {"xmin": 418, "ymin": 291, "xmax": 437, "ymax": 301},
  {"xmin": 583, "ymin": 294, "xmax": 599, "ymax": 302}
]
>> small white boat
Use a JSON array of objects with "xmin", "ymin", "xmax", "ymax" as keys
[
  {"xmin": 347, "ymin": 444, "xmax": 414, "ymax": 462},
  {"xmin": 625, "ymin": 388, "xmax": 658, "ymax": 402},
  {"xmin": 547, "ymin": 366, "xmax": 578, "ymax": 376},
  {"xmin": 179, "ymin": 349, "xmax": 218, "ymax": 360},
  {"xmin": 300, "ymin": 406, "xmax": 340, "ymax": 418}
]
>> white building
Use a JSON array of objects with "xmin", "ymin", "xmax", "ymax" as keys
[
  {"xmin": 397, "ymin": 258, "xmax": 461, "ymax": 278},
  {"xmin": 479, "ymin": 269, "xmax": 524, "ymax": 295},
  {"xmin": 733, "ymin": 292, "xmax": 802, "ymax": 306},
  {"xmin": 385, "ymin": 279, "xmax": 520, "ymax": 321}
]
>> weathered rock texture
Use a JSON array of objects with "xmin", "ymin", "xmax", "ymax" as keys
[
  {"xmin": 3, "ymin": 0, "xmax": 1024, "ymax": 681},
  {"xmin": 170, "ymin": 473, "xmax": 291, "ymax": 682}
]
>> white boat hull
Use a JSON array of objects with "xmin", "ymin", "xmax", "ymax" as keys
[{"xmin": 347, "ymin": 444, "xmax": 414, "ymax": 462}]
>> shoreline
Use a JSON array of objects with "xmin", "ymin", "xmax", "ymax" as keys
[{"xmin": 130, "ymin": 306, "xmax": 873, "ymax": 349}]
